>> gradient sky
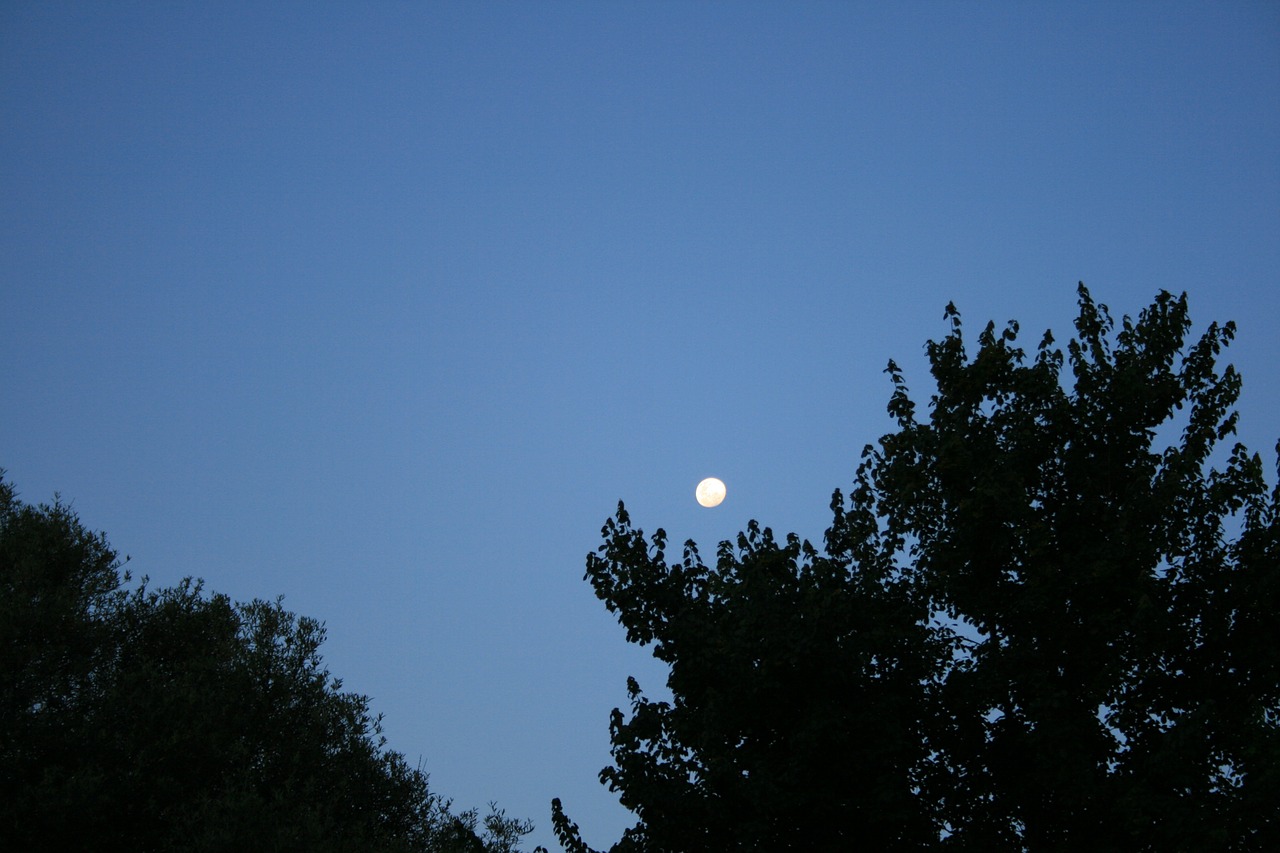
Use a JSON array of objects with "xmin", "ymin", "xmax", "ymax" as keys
[{"xmin": 3, "ymin": 3, "xmax": 1278, "ymax": 849}]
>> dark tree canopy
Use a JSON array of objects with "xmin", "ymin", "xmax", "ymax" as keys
[
  {"xmin": 0, "ymin": 476, "xmax": 536, "ymax": 853},
  {"xmin": 554, "ymin": 286, "xmax": 1279, "ymax": 852}
]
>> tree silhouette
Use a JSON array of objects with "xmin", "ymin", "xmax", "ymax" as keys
[
  {"xmin": 555, "ymin": 285, "xmax": 1279, "ymax": 852},
  {"xmin": 0, "ymin": 475, "xmax": 538, "ymax": 853}
]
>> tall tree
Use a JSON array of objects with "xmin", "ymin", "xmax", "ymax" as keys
[
  {"xmin": 554, "ymin": 286, "xmax": 1278, "ymax": 852},
  {"xmin": 883, "ymin": 287, "xmax": 1280, "ymax": 850},
  {"xmin": 0, "ymin": 474, "xmax": 538, "ymax": 853}
]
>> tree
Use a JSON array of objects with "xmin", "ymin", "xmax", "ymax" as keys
[
  {"xmin": 0, "ymin": 474, "xmax": 538, "ymax": 853},
  {"xmin": 554, "ymin": 285, "xmax": 1279, "ymax": 852}
]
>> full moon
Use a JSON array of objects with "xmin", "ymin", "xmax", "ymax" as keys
[{"xmin": 695, "ymin": 477, "xmax": 726, "ymax": 508}]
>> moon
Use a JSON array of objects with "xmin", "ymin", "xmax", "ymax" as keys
[{"xmin": 695, "ymin": 477, "xmax": 726, "ymax": 508}]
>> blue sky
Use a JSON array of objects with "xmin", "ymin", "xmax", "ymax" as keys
[{"xmin": 2, "ymin": 2, "xmax": 1277, "ymax": 848}]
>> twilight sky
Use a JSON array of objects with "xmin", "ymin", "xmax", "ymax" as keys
[{"xmin": 2, "ymin": 2, "xmax": 1277, "ymax": 849}]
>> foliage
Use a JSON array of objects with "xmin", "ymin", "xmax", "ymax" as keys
[
  {"xmin": 555, "ymin": 285, "xmax": 1279, "ymax": 852},
  {"xmin": 0, "ymin": 475, "xmax": 538, "ymax": 853}
]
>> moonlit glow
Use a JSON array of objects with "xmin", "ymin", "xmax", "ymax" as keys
[{"xmin": 695, "ymin": 477, "xmax": 726, "ymax": 508}]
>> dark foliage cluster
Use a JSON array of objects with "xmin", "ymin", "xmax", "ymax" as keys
[
  {"xmin": 554, "ymin": 286, "xmax": 1280, "ymax": 852},
  {"xmin": 0, "ymin": 477, "xmax": 536, "ymax": 853}
]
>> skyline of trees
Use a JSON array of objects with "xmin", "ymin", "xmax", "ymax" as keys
[{"xmin": 6, "ymin": 285, "xmax": 1278, "ymax": 851}]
